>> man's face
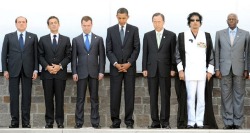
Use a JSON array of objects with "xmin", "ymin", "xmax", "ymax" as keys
[
  {"xmin": 153, "ymin": 15, "xmax": 164, "ymax": 32},
  {"xmin": 48, "ymin": 18, "xmax": 60, "ymax": 33},
  {"xmin": 116, "ymin": 13, "xmax": 129, "ymax": 26},
  {"xmin": 227, "ymin": 14, "xmax": 238, "ymax": 29},
  {"xmin": 189, "ymin": 15, "xmax": 201, "ymax": 29},
  {"xmin": 81, "ymin": 20, "xmax": 92, "ymax": 34},
  {"xmin": 15, "ymin": 17, "xmax": 27, "ymax": 32}
]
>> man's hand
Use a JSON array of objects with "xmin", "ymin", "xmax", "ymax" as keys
[
  {"xmin": 215, "ymin": 70, "xmax": 222, "ymax": 79},
  {"xmin": 46, "ymin": 65, "xmax": 54, "ymax": 74},
  {"xmin": 207, "ymin": 72, "xmax": 212, "ymax": 81},
  {"xmin": 73, "ymin": 74, "xmax": 78, "ymax": 82},
  {"xmin": 178, "ymin": 70, "xmax": 185, "ymax": 80},
  {"xmin": 142, "ymin": 70, "xmax": 148, "ymax": 77},
  {"xmin": 115, "ymin": 63, "xmax": 123, "ymax": 72},
  {"xmin": 4, "ymin": 71, "xmax": 9, "ymax": 80},
  {"xmin": 32, "ymin": 72, "xmax": 38, "ymax": 80},
  {"xmin": 120, "ymin": 63, "xmax": 131, "ymax": 72},
  {"xmin": 243, "ymin": 70, "xmax": 248, "ymax": 79},
  {"xmin": 98, "ymin": 73, "xmax": 104, "ymax": 80},
  {"xmin": 170, "ymin": 70, "xmax": 175, "ymax": 77},
  {"xmin": 51, "ymin": 64, "xmax": 61, "ymax": 74}
]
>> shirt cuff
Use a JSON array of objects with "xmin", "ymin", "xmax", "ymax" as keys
[
  {"xmin": 113, "ymin": 62, "xmax": 118, "ymax": 67},
  {"xmin": 177, "ymin": 62, "xmax": 184, "ymax": 72},
  {"xmin": 207, "ymin": 64, "xmax": 215, "ymax": 75},
  {"xmin": 33, "ymin": 70, "xmax": 38, "ymax": 73}
]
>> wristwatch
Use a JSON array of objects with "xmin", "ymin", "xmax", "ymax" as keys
[{"xmin": 59, "ymin": 63, "xmax": 63, "ymax": 70}]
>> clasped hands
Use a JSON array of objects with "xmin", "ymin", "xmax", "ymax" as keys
[
  {"xmin": 46, "ymin": 64, "xmax": 61, "ymax": 74},
  {"xmin": 115, "ymin": 63, "xmax": 131, "ymax": 72}
]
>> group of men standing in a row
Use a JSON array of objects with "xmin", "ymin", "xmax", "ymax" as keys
[{"xmin": 2, "ymin": 7, "xmax": 249, "ymax": 130}]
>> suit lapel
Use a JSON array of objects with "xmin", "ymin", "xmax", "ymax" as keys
[
  {"xmin": 233, "ymin": 29, "xmax": 242, "ymax": 46},
  {"xmin": 123, "ymin": 24, "xmax": 130, "ymax": 46},
  {"xmin": 150, "ymin": 31, "xmax": 158, "ymax": 50},
  {"xmin": 89, "ymin": 33, "xmax": 97, "ymax": 52},
  {"xmin": 78, "ymin": 34, "xmax": 87, "ymax": 52},
  {"xmin": 45, "ymin": 34, "xmax": 55, "ymax": 52},
  {"xmin": 13, "ymin": 31, "xmax": 21, "ymax": 51},
  {"xmin": 114, "ymin": 25, "xmax": 123, "ymax": 46},
  {"xmin": 23, "ymin": 32, "xmax": 30, "ymax": 50},
  {"xmin": 222, "ymin": 29, "xmax": 231, "ymax": 46},
  {"xmin": 158, "ymin": 30, "xmax": 167, "ymax": 50}
]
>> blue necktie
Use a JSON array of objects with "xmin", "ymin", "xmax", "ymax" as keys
[
  {"xmin": 19, "ymin": 33, "xmax": 24, "ymax": 50},
  {"xmin": 53, "ymin": 35, "xmax": 57, "ymax": 50},
  {"xmin": 85, "ymin": 34, "xmax": 90, "ymax": 51},
  {"xmin": 120, "ymin": 26, "xmax": 124, "ymax": 45}
]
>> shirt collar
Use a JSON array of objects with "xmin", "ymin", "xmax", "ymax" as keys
[
  {"xmin": 155, "ymin": 29, "xmax": 164, "ymax": 35},
  {"xmin": 17, "ymin": 30, "xmax": 26, "ymax": 37},
  {"xmin": 119, "ymin": 24, "xmax": 127, "ymax": 30},
  {"xmin": 50, "ymin": 33, "xmax": 59, "ymax": 38},
  {"xmin": 228, "ymin": 27, "xmax": 238, "ymax": 33}
]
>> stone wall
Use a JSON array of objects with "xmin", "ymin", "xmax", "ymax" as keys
[{"xmin": 0, "ymin": 75, "xmax": 250, "ymax": 129}]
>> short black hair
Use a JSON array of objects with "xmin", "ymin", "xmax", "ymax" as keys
[
  {"xmin": 81, "ymin": 16, "xmax": 92, "ymax": 24},
  {"xmin": 15, "ymin": 16, "xmax": 27, "ymax": 23},
  {"xmin": 117, "ymin": 7, "xmax": 128, "ymax": 15},
  {"xmin": 152, "ymin": 13, "xmax": 165, "ymax": 22},
  {"xmin": 47, "ymin": 16, "xmax": 60, "ymax": 25},
  {"xmin": 187, "ymin": 12, "xmax": 202, "ymax": 27}
]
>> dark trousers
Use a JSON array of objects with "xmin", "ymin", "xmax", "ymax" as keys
[
  {"xmin": 148, "ymin": 71, "xmax": 171, "ymax": 126},
  {"xmin": 9, "ymin": 70, "xmax": 32, "ymax": 125},
  {"xmin": 75, "ymin": 76, "xmax": 100, "ymax": 126},
  {"xmin": 110, "ymin": 72, "xmax": 135, "ymax": 126},
  {"xmin": 42, "ymin": 79, "xmax": 66, "ymax": 125}
]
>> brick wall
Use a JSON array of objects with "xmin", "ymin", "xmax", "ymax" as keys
[{"xmin": 0, "ymin": 75, "xmax": 250, "ymax": 129}]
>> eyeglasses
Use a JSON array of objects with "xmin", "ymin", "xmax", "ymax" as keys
[{"xmin": 190, "ymin": 19, "xmax": 200, "ymax": 22}]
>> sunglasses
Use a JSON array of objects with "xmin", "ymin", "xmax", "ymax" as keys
[{"xmin": 190, "ymin": 19, "xmax": 200, "ymax": 22}]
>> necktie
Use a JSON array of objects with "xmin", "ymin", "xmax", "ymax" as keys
[
  {"xmin": 53, "ymin": 35, "xmax": 57, "ymax": 49},
  {"xmin": 19, "ymin": 33, "xmax": 24, "ymax": 50},
  {"xmin": 120, "ymin": 26, "xmax": 124, "ymax": 45},
  {"xmin": 85, "ymin": 34, "xmax": 90, "ymax": 51},
  {"xmin": 157, "ymin": 32, "xmax": 161, "ymax": 48},
  {"xmin": 230, "ymin": 30, "xmax": 235, "ymax": 46}
]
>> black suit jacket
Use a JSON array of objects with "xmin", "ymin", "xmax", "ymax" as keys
[
  {"xmin": 71, "ymin": 33, "xmax": 105, "ymax": 79},
  {"xmin": 38, "ymin": 34, "xmax": 71, "ymax": 80},
  {"xmin": 106, "ymin": 24, "xmax": 140, "ymax": 76},
  {"xmin": 2, "ymin": 31, "xmax": 38, "ymax": 77},
  {"xmin": 142, "ymin": 29, "xmax": 176, "ymax": 77}
]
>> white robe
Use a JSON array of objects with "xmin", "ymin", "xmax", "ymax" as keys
[{"xmin": 184, "ymin": 30, "xmax": 207, "ymax": 81}]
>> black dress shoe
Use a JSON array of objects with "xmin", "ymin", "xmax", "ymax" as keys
[
  {"xmin": 234, "ymin": 125, "xmax": 242, "ymax": 129},
  {"xmin": 186, "ymin": 125, "xmax": 194, "ymax": 129},
  {"xmin": 148, "ymin": 124, "xmax": 161, "ymax": 129},
  {"xmin": 162, "ymin": 125, "xmax": 171, "ymax": 129},
  {"xmin": 93, "ymin": 124, "xmax": 101, "ymax": 129},
  {"xmin": 74, "ymin": 123, "xmax": 83, "ymax": 128},
  {"xmin": 109, "ymin": 124, "xmax": 120, "ymax": 128},
  {"xmin": 58, "ymin": 124, "xmax": 64, "ymax": 128},
  {"xmin": 22, "ymin": 124, "xmax": 31, "ymax": 128},
  {"xmin": 223, "ymin": 125, "xmax": 233, "ymax": 129},
  {"xmin": 9, "ymin": 124, "xmax": 19, "ymax": 128},
  {"xmin": 197, "ymin": 126, "xmax": 204, "ymax": 129},
  {"xmin": 45, "ymin": 124, "xmax": 53, "ymax": 128},
  {"xmin": 126, "ymin": 125, "xmax": 134, "ymax": 129}
]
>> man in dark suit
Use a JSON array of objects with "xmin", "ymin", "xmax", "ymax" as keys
[
  {"xmin": 38, "ymin": 16, "xmax": 71, "ymax": 128},
  {"xmin": 142, "ymin": 13, "xmax": 176, "ymax": 129},
  {"xmin": 1, "ymin": 16, "xmax": 38, "ymax": 128},
  {"xmin": 72, "ymin": 16, "xmax": 105, "ymax": 129},
  {"xmin": 106, "ymin": 7, "xmax": 140, "ymax": 129}
]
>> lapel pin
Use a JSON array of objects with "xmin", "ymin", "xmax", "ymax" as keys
[
  {"xmin": 29, "ymin": 36, "xmax": 31, "ymax": 38},
  {"xmin": 127, "ymin": 30, "xmax": 129, "ymax": 32},
  {"xmin": 163, "ymin": 36, "xmax": 165, "ymax": 38}
]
